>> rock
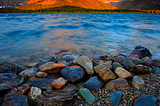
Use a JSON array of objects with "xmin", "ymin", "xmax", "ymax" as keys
[
  {"xmin": 61, "ymin": 66, "xmax": 85, "ymax": 83},
  {"xmin": 0, "ymin": 73, "xmax": 18, "ymax": 92},
  {"xmin": 84, "ymin": 76, "xmax": 103, "ymax": 92},
  {"xmin": 130, "ymin": 46, "xmax": 152, "ymax": 59},
  {"xmin": 39, "ymin": 62, "xmax": 67, "ymax": 74},
  {"xmin": 25, "ymin": 74, "xmax": 61, "ymax": 90},
  {"xmin": 142, "ymin": 58, "xmax": 153, "ymax": 67},
  {"xmin": 154, "ymin": 70, "xmax": 160, "ymax": 74},
  {"xmin": 115, "ymin": 56, "xmax": 126, "ymax": 64},
  {"xmin": 132, "ymin": 58, "xmax": 142, "ymax": 65},
  {"xmin": 36, "ymin": 72, "xmax": 48, "ymax": 78},
  {"xmin": 51, "ymin": 77, "xmax": 67, "ymax": 89},
  {"xmin": 8, "ymin": 84, "xmax": 30, "ymax": 95},
  {"xmin": 33, "ymin": 87, "xmax": 78, "ymax": 106},
  {"xmin": 110, "ymin": 91, "xmax": 122, "ymax": 106},
  {"xmin": 115, "ymin": 67, "xmax": 133, "ymax": 79},
  {"xmin": 105, "ymin": 78, "xmax": 129, "ymax": 89},
  {"xmin": 129, "ymin": 54, "xmax": 139, "ymax": 60},
  {"xmin": 123, "ymin": 57, "xmax": 135, "ymax": 70},
  {"xmin": 76, "ymin": 55, "xmax": 94, "ymax": 75},
  {"xmin": 0, "ymin": 61, "xmax": 12, "ymax": 73},
  {"xmin": 100, "ymin": 55, "xmax": 108, "ymax": 60},
  {"xmin": 87, "ymin": 55, "xmax": 93, "ymax": 61},
  {"xmin": 25, "ymin": 62, "xmax": 38, "ymax": 68},
  {"xmin": 46, "ymin": 56, "xmax": 57, "ymax": 63},
  {"xmin": 94, "ymin": 62, "xmax": 112, "ymax": 73},
  {"xmin": 112, "ymin": 62, "xmax": 122, "ymax": 72},
  {"xmin": 19, "ymin": 68, "xmax": 37, "ymax": 77},
  {"xmin": 145, "ymin": 79, "xmax": 160, "ymax": 86},
  {"xmin": 134, "ymin": 95, "xmax": 157, "ymax": 106},
  {"xmin": 130, "ymin": 64, "xmax": 152, "ymax": 74},
  {"xmin": 19, "ymin": 74, "xmax": 29, "ymax": 86},
  {"xmin": 2, "ymin": 93, "xmax": 28, "ymax": 106},
  {"xmin": 98, "ymin": 67, "xmax": 116, "ymax": 82},
  {"xmin": 62, "ymin": 55, "xmax": 74, "ymax": 61},
  {"xmin": 152, "ymin": 60, "xmax": 160, "ymax": 68},
  {"xmin": 105, "ymin": 57, "xmax": 115, "ymax": 64},
  {"xmin": 78, "ymin": 88, "xmax": 95, "ymax": 103},
  {"xmin": 11, "ymin": 65, "xmax": 23, "ymax": 75},
  {"xmin": 28, "ymin": 87, "xmax": 42, "ymax": 100},
  {"xmin": 132, "ymin": 76, "xmax": 145, "ymax": 89}
]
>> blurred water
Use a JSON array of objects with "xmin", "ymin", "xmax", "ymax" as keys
[{"xmin": 0, "ymin": 13, "xmax": 160, "ymax": 64}]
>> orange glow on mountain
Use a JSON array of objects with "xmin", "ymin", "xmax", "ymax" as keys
[
  {"xmin": 97, "ymin": 0, "xmax": 119, "ymax": 3},
  {"xmin": 17, "ymin": 0, "xmax": 117, "ymax": 10}
]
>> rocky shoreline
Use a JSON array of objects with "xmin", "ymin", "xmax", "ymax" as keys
[{"xmin": 0, "ymin": 46, "xmax": 160, "ymax": 106}]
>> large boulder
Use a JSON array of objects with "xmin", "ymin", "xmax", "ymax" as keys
[
  {"xmin": 2, "ymin": 93, "xmax": 28, "ymax": 106},
  {"xmin": 129, "ymin": 46, "xmax": 152, "ymax": 59},
  {"xmin": 76, "ymin": 55, "xmax": 94, "ymax": 75},
  {"xmin": 61, "ymin": 66, "xmax": 85, "ymax": 83},
  {"xmin": 39, "ymin": 62, "xmax": 67, "ymax": 73}
]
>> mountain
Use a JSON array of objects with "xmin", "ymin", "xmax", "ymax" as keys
[
  {"xmin": 109, "ymin": 0, "xmax": 160, "ymax": 10},
  {"xmin": 16, "ymin": 0, "xmax": 117, "ymax": 10},
  {"xmin": 0, "ymin": 0, "xmax": 29, "ymax": 8}
]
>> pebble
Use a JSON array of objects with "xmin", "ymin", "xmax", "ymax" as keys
[{"xmin": 28, "ymin": 87, "xmax": 42, "ymax": 100}]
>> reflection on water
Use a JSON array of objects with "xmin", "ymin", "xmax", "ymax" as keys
[{"xmin": 0, "ymin": 13, "xmax": 160, "ymax": 64}]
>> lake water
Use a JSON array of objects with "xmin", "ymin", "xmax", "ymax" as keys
[{"xmin": 0, "ymin": 13, "xmax": 160, "ymax": 64}]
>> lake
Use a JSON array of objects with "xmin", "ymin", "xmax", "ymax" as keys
[{"xmin": 0, "ymin": 13, "xmax": 160, "ymax": 64}]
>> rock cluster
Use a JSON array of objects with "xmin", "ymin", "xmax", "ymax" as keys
[{"xmin": 0, "ymin": 46, "xmax": 159, "ymax": 106}]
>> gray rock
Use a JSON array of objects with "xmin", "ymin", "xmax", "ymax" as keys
[
  {"xmin": 110, "ymin": 91, "xmax": 122, "ymax": 106},
  {"xmin": 123, "ymin": 57, "xmax": 135, "ymax": 70},
  {"xmin": 112, "ymin": 62, "xmax": 122, "ymax": 72},
  {"xmin": 134, "ymin": 95, "xmax": 157, "ymax": 106},
  {"xmin": 28, "ymin": 87, "xmax": 42, "ymax": 100},
  {"xmin": 36, "ymin": 72, "xmax": 48, "ymax": 78},
  {"xmin": 115, "ymin": 56, "xmax": 126, "ymax": 64},
  {"xmin": 115, "ymin": 67, "xmax": 133, "ymax": 79},
  {"xmin": 62, "ymin": 55, "xmax": 74, "ymax": 61},
  {"xmin": 0, "ymin": 62, "xmax": 12, "ymax": 73},
  {"xmin": 19, "ymin": 68, "xmax": 37, "ymax": 78},
  {"xmin": 132, "ymin": 58, "xmax": 142, "ymax": 65},
  {"xmin": 132, "ymin": 76, "xmax": 145, "ymax": 89},
  {"xmin": 2, "ymin": 93, "xmax": 28, "ymax": 106},
  {"xmin": 94, "ymin": 62, "xmax": 112, "ymax": 73},
  {"xmin": 142, "ymin": 58, "xmax": 153, "ymax": 67}
]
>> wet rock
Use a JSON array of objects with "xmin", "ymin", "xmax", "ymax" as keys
[
  {"xmin": 84, "ymin": 76, "xmax": 103, "ymax": 92},
  {"xmin": 8, "ymin": 84, "xmax": 30, "ymax": 95},
  {"xmin": 134, "ymin": 95, "xmax": 157, "ymax": 106},
  {"xmin": 76, "ymin": 55, "xmax": 94, "ymax": 75},
  {"xmin": 105, "ymin": 57, "xmax": 115, "ymax": 64},
  {"xmin": 94, "ymin": 62, "xmax": 112, "ymax": 73},
  {"xmin": 154, "ymin": 70, "xmax": 160, "ymax": 74},
  {"xmin": 105, "ymin": 78, "xmax": 129, "ymax": 89},
  {"xmin": 61, "ymin": 66, "xmax": 85, "ymax": 83},
  {"xmin": 110, "ymin": 91, "xmax": 122, "ymax": 106},
  {"xmin": 132, "ymin": 58, "xmax": 142, "ymax": 65},
  {"xmin": 115, "ymin": 67, "xmax": 133, "ymax": 79},
  {"xmin": 2, "ymin": 93, "xmax": 28, "ymax": 106},
  {"xmin": 100, "ymin": 55, "xmax": 108, "ymax": 60},
  {"xmin": 33, "ymin": 87, "xmax": 78, "ymax": 106},
  {"xmin": 98, "ymin": 67, "xmax": 116, "ymax": 82},
  {"xmin": 25, "ymin": 62, "xmax": 38, "ymax": 68},
  {"xmin": 129, "ymin": 54, "xmax": 139, "ymax": 60},
  {"xmin": 62, "ymin": 55, "xmax": 74, "ymax": 61},
  {"xmin": 11, "ymin": 65, "xmax": 23, "ymax": 75},
  {"xmin": 36, "ymin": 72, "xmax": 48, "ymax": 78},
  {"xmin": 123, "ymin": 57, "xmax": 135, "ymax": 70},
  {"xmin": 28, "ymin": 87, "xmax": 42, "ymax": 100},
  {"xmin": 132, "ymin": 76, "xmax": 145, "ymax": 89},
  {"xmin": 152, "ymin": 60, "xmax": 160, "ymax": 68},
  {"xmin": 0, "ymin": 61, "xmax": 12, "ymax": 73},
  {"xmin": 19, "ymin": 68, "xmax": 37, "ymax": 78},
  {"xmin": 46, "ymin": 56, "xmax": 57, "ymax": 63},
  {"xmin": 130, "ymin": 46, "xmax": 152, "ymax": 59},
  {"xmin": 19, "ymin": 74, "xmax": 29, "ymax": 86},
  {"xmin": 142, "ymin": 58, "xmax": 153, "ymax": 67},
  {"xmin": 115, "ymin": 56, "xmax": 126, "ymax": 64},
  {"xmin": 39, "ymin": 62, "xmax": 67, "ymax": 74},
  {"xmin": 112, "ymin": 62, "xmax": 122, "ymax": 72},
  {"xmin": 78, "ymin": 88, "xmax": 95, "ymax": 103},
  {"xmin": 51, "ymin": 77, "xmax": 67, "ymax": 89},
  {"xmin": 130, "ymin": 64, "xmax": 152, "ymax": 74}
]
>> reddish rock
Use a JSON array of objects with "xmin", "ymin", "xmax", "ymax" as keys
[
  {"xmin": 87, "ymin": 55, "xmax": 93, "ymax": 61},
  {"xmin": 142, "ymin": 58, "xmax": 153, "ymax": 67},
  {"xmin": 130, "ymin": 64, "xmax": 152, "ymax": 74},
  {"xmin": 0, "ymin": 61, "xmax": 12, "ymax": 73},
  {"xmin": 100, "ymin": 55, "xmax": 108, "ymax": 60},
  {"xmin": 104, "ymin": 78, "xmax": 129, "ymax": 89},
  {"xmin": 115, "ymin": 56, "xmax": 126, "ymax": 64},
  {"xmin": 39, "ymin": 62, "xmax": 67, "ymax": 73},
  {"xmin": 129, "ymin": 54, "xmax": 139, "ymax": 60},
  {"xmin": 51, "ymin": 77, "xmax": 67, "ymax": 89}
]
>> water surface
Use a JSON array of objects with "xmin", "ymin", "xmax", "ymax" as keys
[{"xmin": 0, "ymin": 13, "xmax": 160, "ymax": 64}]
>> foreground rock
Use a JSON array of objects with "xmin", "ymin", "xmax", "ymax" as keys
[
  {"xmin": 28, "ymin": 87, "xmax": 42, "ymax": 100},
  {"xmin": 130, "ymin": 64, "xmax": 152, "ymax": 74},
  {"xmin": 78, "ymin": 88, "xmax": 95, "ymax": 103},
  {"xmin": 36, "ymin": 72, "xmax": 48, "ymax": 78},
  {"xmin": 105, "ymin": 78, "xmax": 129, "ymax": 89},
  {"xmin": 61, "ymin": 66, "xmax": 85, "ymax": 83},
  {"xmin": 112, "ymin": 62, "xmax": 122, "ymax": 72},
  {"xmin": 76, "ymin": 55, "xmax": 94, "ymax": 75},
  {"xmin": 2, "ymin": 93, "xmax": 28, "ymax": 106},
  {"xmin": 19, "ymin": 68, "xmax": 37, "ymax": 77},
  {"xmin": 39, "ymin": 62, "xmax": 67, "ymax": 73},
  {"xmin": 123, "ymin": 57, "xmax": 135, "ymax": 70},
  {"xmin": 132, "ymin": 76, "xmax": 145, "ymax": 89},
  {"xmin": 84, "ymin": 76, "xmax": 103, "ymax": 91},
  {"xmin": 51, "ymin": 77, "xmax": 67, "ymax": 89},
  {"xmin": 142, "ymin": 58, "xmax": 153, "ymax": 66},
  {"xmin": 110, "ymin": 91, "xmax": 122, "ymax": 106},
  {"xmin": 134, "ymin": 95, "xmax": 157, "ymax": 106},
  {"xmin": 94, "ymin": 62, "xmax": 112, "ymax": 73},
  {"xmin": 0, "ymin": 61, "xmax": 12, "ymax": 73},
  {"xmin": 115, "ymin": 67, "xmax": 133, "ymax": 79}
]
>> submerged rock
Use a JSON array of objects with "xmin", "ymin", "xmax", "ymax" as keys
[{"xmin": 76, "ymin": 55, "xmax": 94, "ymax": 75}]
